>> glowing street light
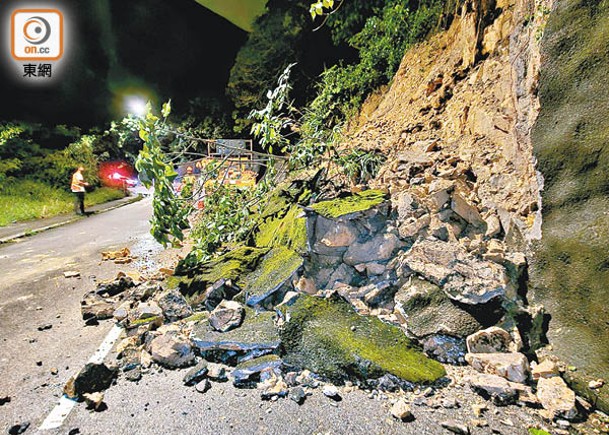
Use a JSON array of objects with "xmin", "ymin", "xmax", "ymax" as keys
[{"xmin": 123, "ymin": 95, "xmax": 148, "ymax": 117}]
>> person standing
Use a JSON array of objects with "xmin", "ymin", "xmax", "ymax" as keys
[{"xmin": 71, "ymin": 166, "xmax": 89, "ymax": 215}]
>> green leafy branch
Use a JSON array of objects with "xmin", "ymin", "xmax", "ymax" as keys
[{"xmin": 135, "ymin": 100, "xmax": 191, "ymax": 247}]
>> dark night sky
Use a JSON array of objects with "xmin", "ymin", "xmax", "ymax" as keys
[{"xmin": 0, "ymin": 0, "xmax": 247, "ymax": 128}]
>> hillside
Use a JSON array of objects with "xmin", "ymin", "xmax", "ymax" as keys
[{"xmin": 344, "ymin": 0, "xmax": 609, "ymax": 413}]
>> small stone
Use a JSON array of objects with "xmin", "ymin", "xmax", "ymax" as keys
[
  {"xmin": 36, "ymin": 361, "xmax": 42, "ymax": 366},
  {"xmin": 441, "ymin": 397, "xmax": 459, "ymax": 409},
  {"xmin": 209, "ymin": 300, "xmax": 245, "ymax": 333},
  {"xmin": 50, "ymin": 367, "xmax": 58, "ymax": 375},
  {"xmin": 465, "ymin": 352, "xmax": 530, "ymax": 383},
  {"xmin": 588, "ymin": 379, "xmax": 604, "ymax": 389},
  {"xmin": 532, "ymin": 359, "xmax": 559, "ymax": 380},
  {"xmin": 471, "ymin": 403, "xmax": 487, "ymax": 417},
  {"xmin": 183, "ymin": 360, "xmax": 208, "ymax": 386},
  {"xmin": 259, "ymin": 372, "xmax": 288, "ymax": 400},
  {"xmin": 124, "ymin": 366, "xmax": 142, "ymax": 382},
  {"xmin": 83, "ymin": 392, "xmax": 105, "ymax": 411},
  {"xmin": 289, "ymin": 387, "xmax": 306, "ymax": 405},
  {"xmin": 556, "ymin": 419, "xmax": 570, "ymax": 429},
  {"xmin": 131, "ymin": 301, "xmax": 163, "ymax": 321},
  {"xmin": 323, "ymin": 385, "xmax": 341, "ymax": 400},
  {"xmin": 195, "ymin": 379, "xmax": 211, "ymax": 393},
  {"xmin": 63, "ymin": 271, "xmax": 80, "ymax": 278},
  {"xmin": 500, "ymin": 418, "xmax": 514, "ymax": 426},
  {"xmin": 207, "ymin": 363, "xmax": 228, "ymax": 382},
  {"xmin": 8, "ymin": 422, "xmax": 30, "ymax": 435},
  {"xmin": 440, "ymin": 420, "xmax": 470, "ymax": 434},
  {"xmin": 470, "ymin": 419, "xmax": 488, "ymax": 428},
  {"xmin": 390, "ymin": 399, "xmax": 415, "ymax": 421},
  {"xmin": 0, "ymin": 395, "xmax": 11, "ymax": 406},
  {"xmin": 37, "ymin": 324, "xmax": 52, "ymax": 331}
]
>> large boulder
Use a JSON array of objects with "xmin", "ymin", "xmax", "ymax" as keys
[
  {"xmin": 531, "ymin": 0, "xmax": 609, "ymax": 412},
  {"xmin": 157, "ymin": 290, "xmax": 193, "ymax": 322},
  {"xmin": 64, "ymin": 363, "xmax": 117, "ymax": 400},
  {"xmin": 398, "ymin": 239, "xmax": 508, "ymax": 305},
  {"xmin": 466, "ymin": 327, "xmax": 514, "ymax": 353},
  {"xmin": 81, "ymin": 292, "xmax": 115, "ymax": 324},
  {"xmin": 467, "ymin": 373, "xmax": 531, "ymax": 405},
  {"xmin": 95, "ymin": 276, "xmax": 134, "ymax": 297},
  {"xmin": 243, "ymin": 247, "xmax": 303, "ymax": 308},
  {"xmin": 394, "ymin": 278, "xmax": 482, "ymax": 338},
  {"xmin": 278, "ymin": 294, "xmax": 445, "ymax": 383},
  {"xmin": 343, "ymin": 232, "xmax": 401, "ymax": 266},
  {"xmin": 232, "ymin": 355, "xmax": 283, "ymax": 387}
]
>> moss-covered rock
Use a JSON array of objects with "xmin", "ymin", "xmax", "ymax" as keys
[
  {"xmin": 279, "ymin": 295, "xmax": 446, "ymax": 384},
  {"xmin": 244, "ymin": 246, "xmax": 303, "ymax": 308},
  {"xmin": 255, "ymin": 205, "xmax": 307, "ymax": 253},
  {"xmin": 190, "ymin": 307, "xmax": 281, "ymax": 365},
  {"xmin": 531, "ymin": 0, "xmax": 609, "ymax": 412},
  {"xmin": 172, "ymin": 246, "xmax": 269, "ymax": 306},
  {"xmin": 309, "ymin": 190, "xmax": 387, "ymax": 219}
]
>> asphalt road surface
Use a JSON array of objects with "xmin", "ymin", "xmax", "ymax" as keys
[{"xmin": 0, "ymin": 199, "xmax": 542, "ymax": 435}]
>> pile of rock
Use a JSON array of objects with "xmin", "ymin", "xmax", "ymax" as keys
[{"xmin": 75, "ymin": 186, "xmax": 586, "ymax": 429}]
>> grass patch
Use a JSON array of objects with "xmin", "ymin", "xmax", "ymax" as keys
[{"xmin": 0, "ymin": 179, "xmax": 125, "ymax": 226}]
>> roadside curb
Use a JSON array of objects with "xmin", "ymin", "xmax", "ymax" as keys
[{"xmin": 0, "ymin": 195, "xmax": 144, "ymax": 244}]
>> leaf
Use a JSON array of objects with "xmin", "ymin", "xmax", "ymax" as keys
[
  {"xmin": 161, "ymin": 100, "xmax": 172, "ymax": 118},
  {"xmin": 139, "ymin": 129, "xmax": 149, "ymax": 142}
]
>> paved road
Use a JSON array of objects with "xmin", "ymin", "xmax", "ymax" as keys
[
  {"xmin": 0, "ymin": 198, "xmax": 542, "ymax": 435},
  {"xmin": 0, "ymin": 198, "xmax": 165, "ymax": 434}
]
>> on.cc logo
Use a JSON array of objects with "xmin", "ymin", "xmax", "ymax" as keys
[
  {"xmin": 11, "ymin": 9, "xmax": 63, "ymax": 61},
  {"xmin": 23, "ymin": 16, "xmax": 52, "ymax": 45}
]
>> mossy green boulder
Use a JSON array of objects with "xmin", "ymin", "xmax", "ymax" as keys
[
  {"xmin": 279, "ymin": 295, "xmax": 446, "ymax": 383},
  {"xmin": 255, "ymin": 205, "xmax": 307, "ymax": 253},
  {"xmin": 309, "ymin": 190, "xmax": 387, "ymax": 219},
  {"xmin": 171, "ymin": 246, "xmax": 269, "ymax": 306},
  {"xmin": 244, "ymin": 246, "xmax": 303, "ymax": 307}
]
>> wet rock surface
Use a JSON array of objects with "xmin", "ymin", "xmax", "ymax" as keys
[{"xmin": 190, "ymin": 308, "xmax": 281, "ymax": 364}]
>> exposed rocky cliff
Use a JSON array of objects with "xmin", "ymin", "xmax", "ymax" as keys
[{"xmin": 343, "ymin": 0, "xmax": 609, "ymax": 414}]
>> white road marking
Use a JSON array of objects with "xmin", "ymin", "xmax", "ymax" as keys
[
  {"xmin": 38, "ymin": 397, "xmax": 77, "ymax": 430},
  {"xmin": 88, "ymin": 324, "xmax": 123, "ymax": 364},
  {"xmin": 39, "ymin": 324, "xmax": 123, "ymax": 430}
]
